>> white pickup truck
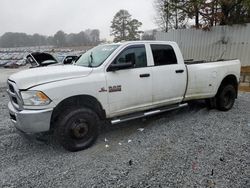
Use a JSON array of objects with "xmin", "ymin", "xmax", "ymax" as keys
[{"xmin": 7, "ymin": 41, "xmax": 241, "ymax": 151}]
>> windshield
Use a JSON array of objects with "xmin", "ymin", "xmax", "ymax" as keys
[{"xmin": 75, "ymin": 44, "xmax": 120, "ymax": 67}]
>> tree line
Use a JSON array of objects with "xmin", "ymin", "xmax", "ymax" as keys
[
  {"xmin": 154, "ymin": 0, "xmax": 250, "ymax": 31},
  {"xmin": 0, "ymin": 29, "xmax": 100, "ymax": 48}
]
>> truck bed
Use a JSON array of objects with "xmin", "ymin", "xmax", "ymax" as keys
[{"xmin": 183, "ymin": 59, "xmax": 241, "ymax": 101}]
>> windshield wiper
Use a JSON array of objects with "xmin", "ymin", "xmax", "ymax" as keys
[{"xmin": 88, "ymin": 52, "xmax": 93, "ymax": 67}]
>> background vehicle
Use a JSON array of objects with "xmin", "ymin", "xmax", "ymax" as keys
[
  {"xmin": 7, "ymin": 41, "xmax": 241, "ymax": 151},
  {"xmin": 26, "ymin": 52, "xmax": 58, "ymax": 67},
  {"xmin": 4, "ymin": 60, "xmax": 19, "ymax": 68},
  {"xmin": 0, "ymin": 60, "xmax": 8, "ymax": 67},
  {"xmin": 55, "ymin": 54, "xmax": 79, "ymax": 65},
  {"xmin": 26, "ymin": 52, "xmax": 79, "ymax": 68}
]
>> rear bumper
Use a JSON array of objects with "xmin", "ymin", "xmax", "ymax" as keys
[{"xmin": 8, "ymin": 102, "xmax": 53, "ymax": 133}]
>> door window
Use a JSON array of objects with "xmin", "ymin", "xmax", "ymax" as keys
[
  {"xmin": 114, "ymin": 45, "xmax": 147, "ymax": 68},
  {"xmin": 151, "ymin": 44, "xmax": 177, "ymax": 66}
]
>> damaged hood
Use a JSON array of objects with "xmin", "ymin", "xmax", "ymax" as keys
[
  {"xmin": 26, "ymin": 52, "xmax": 58, "ymax": 67},
  {"xmin": 9, "ymin": 65, "xmax": 92, "ymax": 89}
]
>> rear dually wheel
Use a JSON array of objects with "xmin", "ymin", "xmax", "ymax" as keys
[{"xmin": 216, "ymin": 84, "xmax": 236, "ymax": 111}]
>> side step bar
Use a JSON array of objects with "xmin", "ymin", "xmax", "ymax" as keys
[{"xmin": 111, "ymin": 103, "xmax": 188, "ymax": 125}]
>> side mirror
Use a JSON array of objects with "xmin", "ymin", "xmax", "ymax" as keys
[{"xmin": 107, "ymin": 62, "xmax": 133, "ymax": 72}]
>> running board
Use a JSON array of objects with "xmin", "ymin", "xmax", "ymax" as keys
[{"xmin": 111, "ymin": 103, "xmax": 188, "ymax": 125}]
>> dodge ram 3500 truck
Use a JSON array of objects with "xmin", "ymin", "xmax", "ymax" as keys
[{"xmin": 7, "ymin": 41, "xmax": 241, "ymax": 151}]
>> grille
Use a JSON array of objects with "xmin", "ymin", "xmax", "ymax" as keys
[
  {"xmin": 12, "ymin": 96, "xmax": 18, "ymax": 104},
  {"xmin": 9, "ymin": 84, "xmax": 14, "ymax": 93},
  {"xmin": 7, "ymin": 80, "xmax": 22, "ymax": 110},
  {"xmin": 10, "ymin": 113, "xmax": 16, "ymax": 121}
]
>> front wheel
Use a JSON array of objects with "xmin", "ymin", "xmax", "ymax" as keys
[
  {"xmin": 216, "ymin": 84, "xmax": 236, "ymax": 111},
  {"xmin": 55, "ymin": 107, "xmax": 99, "ymax": 152}
]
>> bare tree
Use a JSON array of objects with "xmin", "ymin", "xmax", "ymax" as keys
[
  {"xmin": 154, "ymin": 0, "xmax": 250, "ymax": 32},
  {"xmin": 154, "ymin": 0, "xmax": 193, "ymax": 32}
]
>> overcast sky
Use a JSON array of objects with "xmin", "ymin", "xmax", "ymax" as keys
[{"xmin": 0, "ymin": 0, "xmax": 157, "ymax": 40}]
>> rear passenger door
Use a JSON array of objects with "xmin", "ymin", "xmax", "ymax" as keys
[{"xmin": 150, "ymin": 44, "xmax": 186, "ymax": 106}]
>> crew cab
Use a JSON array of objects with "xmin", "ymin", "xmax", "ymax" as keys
[{"xmin": 7, "ymin": 41, "xmax": 241, "ymax": 151}]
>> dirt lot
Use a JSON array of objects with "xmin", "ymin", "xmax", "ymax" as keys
[{"xmin": 0, "ymin": 87, "xmax": 249, "ymax": 187}]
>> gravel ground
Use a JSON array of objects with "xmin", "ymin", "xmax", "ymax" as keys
[
  {"xmin": 0, "ymin": 88, "xmax": 249, "ymax": 188},
  {"xmin": 0, "ymin": 67, "xmax": 28, "ymax": 88}
]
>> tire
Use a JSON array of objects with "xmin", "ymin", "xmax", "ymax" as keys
[
  {"xmin": 216, "ymin": 84, "xmax": 236, "ymax": 111},
  {"xmin": 55, "ymin": 107, "xmax": 99, "ymax": 152}
]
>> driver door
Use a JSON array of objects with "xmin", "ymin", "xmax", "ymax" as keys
[{"xmin": 106, "ymin": 45, "xmax": 152, "ymax": 117}]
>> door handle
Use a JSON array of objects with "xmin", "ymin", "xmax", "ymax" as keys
[
  {"xmin": 139, "ymin": 73, "xmax": 150, "ymax": 78},
  {"xmin": 175, "ymin": 69, "xmax": 184, "ymax": 73}
]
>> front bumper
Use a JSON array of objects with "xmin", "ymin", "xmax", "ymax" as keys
[{"xmin": 8, "ymin": 102, "xmax": 53, "ymax": 133}]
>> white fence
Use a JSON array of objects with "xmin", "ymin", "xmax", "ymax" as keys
[{"xmin": 156, "ymin": 24, "xmax": 250, "ymax": 66}]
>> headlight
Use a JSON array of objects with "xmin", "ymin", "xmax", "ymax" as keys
[{"xmin": 21, "ymin": 90, "xmax": 51, "ymax": 106}]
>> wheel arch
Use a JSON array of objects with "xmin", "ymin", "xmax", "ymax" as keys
[
  {"xmin": 216, "ymin": 74, "xmax": 238, "ymax": 97},
  {"xmin": 50, "ymin": 95, "xmax": 106, "ymax": 130}
]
